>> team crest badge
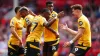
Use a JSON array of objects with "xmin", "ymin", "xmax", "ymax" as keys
[{"xmin": 79, "ymin": 21, "xmax": 83, "ymax": 26}]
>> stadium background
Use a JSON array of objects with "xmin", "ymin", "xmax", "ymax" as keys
[{"xmin": 0, "ymin": 0, "xmax": 100, "ymax": 56}]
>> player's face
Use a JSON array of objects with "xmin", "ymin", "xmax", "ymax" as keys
[
  {"xmin": 44, "ymin": 11, "xmax": 51, "ymax": 20},
  {"xmin": 17, "ymin": 10, "xmax": 21, "ymax": 16},
  {"xmin": 72, "ymin": 9, "xmax": 78, "ymax": 18},
  {"xmin": 47, "ymin": 4, "xmax": 54, "ymax": 12},
  {"xmin": 20, "ymin": 10, "xmax": 28, "ymax": 18}
]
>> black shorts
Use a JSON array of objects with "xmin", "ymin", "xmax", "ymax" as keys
[
  {"xmin": 8, "ymin": 44, "xmax": 24, "ymax": 56},
  {"xmin": 70, "ymin": 44, "xmax": 91, "ymax": 56},
  {"xmin": 25, "ymin": 41, "xmax": 40, "ymax": 56},
  {"xmin": 43, "ymin": 39, "xmax": 59, "ymax": 52}
]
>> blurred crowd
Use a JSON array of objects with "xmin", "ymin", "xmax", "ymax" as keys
[{"xmin": 0, "ymin": 0, "xmax": 100, "ymax": 56}]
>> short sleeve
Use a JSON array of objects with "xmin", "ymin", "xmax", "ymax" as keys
[
  {"xmin": 50, "ymin": 11, "xmax": 58, "ymax": 18},
  {"xmin": 10, "ymin": 18, "xmax": 16, "ymax": 27},
  {"xmin": 78, "ymin": 19, "xmax": 86, "ymax": 28},
  {"xmin": 39, "ymin": 17, "xmax": 47, "ymax": 26}
]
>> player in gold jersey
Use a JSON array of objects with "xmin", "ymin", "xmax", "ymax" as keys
[
  {"xmin": 43, "ymin": 1, "xmax": 64, "ymax": 56},
  {"xmin": 20, "ymin": 8, "xmax": 58, "ymax": 56},
  {"xmin": 60, "ymin": 4, "xmax": 91, "ymax": 56},
  {"xmin": 8, "ymin": 6, "xmax": 24, "ymax": 56}
]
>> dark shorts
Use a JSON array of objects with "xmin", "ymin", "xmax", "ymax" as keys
[
  {"xmin": 8, "ymin": 44, "xmax": 24, "ymax": 56},
  {"xmin": 43, "ymin": 39, "xmax": 59, "ymax": 54},
  {"xmin": 25, "ymin": 41, "xmax": 40, "ymax": 56},
  {"xmin": 70, "ymin": 44, "xmax": 91, "ymax": 56}
]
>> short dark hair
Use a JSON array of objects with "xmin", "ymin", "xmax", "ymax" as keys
[
  {"xmin": 41, "ymin": 8, "xmax": 50, "ymax": 13},
  {"xmin": 15, "ymin": 6, "xmax": 21, "ymax": 13},
  {"xmin": 71, "ymin": 4, "xmax": 83, "ymax": 10},
  {"xmin": 46, "ymin": 1, "xmax": 53, "ymax": 6},
  {"xmin": 19, "ymin": 7, "xmax": 28, "ymax": 12}
]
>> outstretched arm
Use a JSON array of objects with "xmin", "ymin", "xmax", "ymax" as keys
[
  {"xmin": 60, "ymin": 23, "xmax": 78, "ymax": 36},
  {"xmin": 63, "ymin": 27, "xmax": 85, "ymax": 47},
  {"xmin": 72, "ymin": 28, "xmax": 84, "ymax": 43},
  {"xmin": 58, "ymin": 11, "xmax": 65, "ymax": 18}
]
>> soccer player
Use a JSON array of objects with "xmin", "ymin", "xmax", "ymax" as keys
[
  {"xmin": 43, "ymin": 1, "xmax": 64, "ymax": 56},
  {"xmin": 60, "ymin": 4, "xmax": 91, "ymax": 56},
  {"xmin": 19, "ymin": 8, "xmax": 58, "ymax": 56},
  {"xmin": 8, "ymin": 6, "xmax": 24, "ymax": 56}
]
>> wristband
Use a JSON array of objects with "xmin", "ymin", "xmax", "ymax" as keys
[{"xmin": 69, "ymin": 40, "xmax": 73, "ymax": 44}]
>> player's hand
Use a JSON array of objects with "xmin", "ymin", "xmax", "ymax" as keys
[
  {"xmin": 40, "ymin": 42, "xmax": 44, "ymax": 46},
  {"xmin": 59, "ymin": 23, "xmax": 68, "ymax": 30},
  {"xmin": 63, "ymin": 41, "xmax": 71, "ymax": 48},
  {"xmin": 18, "ymin": 38, "xmax": 23, "ymax": 47},
  {"xmin": 58, "ymin": 11, "xmax": 65, "ymax": 18},
  {"xmin": 23, "ymin": 6, "xmax": 36, "ymax": 16}
]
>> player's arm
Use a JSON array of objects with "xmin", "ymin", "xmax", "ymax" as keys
[
  {"xmin": 63, "ymin": 28, "xmax": 85, "ymax": 47},
  {"xmin": 10, "ymin": 27, "xmax": 22, "ymax": 42},
  {"xmin": 44, "ymin": 18, "xmax": 56, "ymax": 27},
  {"xmin": 10, "ymin": 19, "xmax": 22, "ymax": 41},
  {"xmin": 72, "ymin": 20, "xmax": 86, "ymax": 43},
  {"xmin": 24, "ymin": 18, "xmax": 32, "ymax": 38},
  {"xmin": 25, "ymin": 23, "xmax": 32, "ymax": 38},
  {"xmin": 64, "ymin": 27, "xmax": 77, "ymax": 35},
  {"xmin": 45, "ymin": 26, "xmax": 59, "ymax": 37},
  {"xmin": 58, "ymin": 11, "xmax": 64, "ymax": 18},
  {"xmin": 60, "ymin": 24, "xmax": 78, "ymax": 36},
  {"xmin": 43, "ymin": 21, "xmax": 59, "ymax": 37},
  {"xmin": 71, "ymin": 27, "xmax": 85, "ymax": 43}
]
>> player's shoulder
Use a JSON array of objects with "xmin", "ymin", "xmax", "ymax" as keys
[
  {"xmin": 28, "ymin": 14, "xmax": 34, "ymax": 17},
  {"xmin": 25, "ymin": 14, "xmax": 34, "ymax": 19},
  {"xmin": 11, "ymin": 17, "xmax": 17, "ymax": 20},
  {"xmin": 52, "ymin": 11, "xmax": 58, "ymax": 14},
  {"xmin": 36, "ymin": 15, "xmax": 44, "ymax": 19},
  {"xmin": 53, "ymin": 11, "xmax": 57, "ymax": 13},
  {"xmin": 10, "ymin": 17, "xmax": 17, "ymax": 22},
  {"xmin": 20, "ymin": 17, "xmax": 24, "ymax": 20},
  {"xmin": 34, "ymin": 15, "xmax": 40, "ymax": 18},
  {"xmin": 78, "ymin": 15, "xmax": 87, "ymax": 21},
  {"xmin": 37, "ymin": 15, "xmax": 46, "ymax": 21}
]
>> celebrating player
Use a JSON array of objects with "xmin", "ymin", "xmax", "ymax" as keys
[
  {"xmin": 19, "ymin": 7, "xmax": 58, "ymax": 56},
  {"xmin": 60, "ymin": 4, "xmax": 91, "ymax": 56},
  {"xmin": 43, "ymin": 1, "xmax": 65, "ymax": 56}
]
